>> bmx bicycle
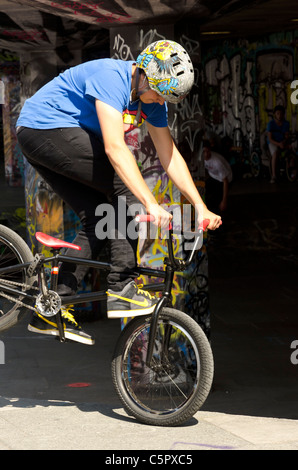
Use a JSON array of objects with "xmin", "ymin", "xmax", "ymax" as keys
[
  {"xmin": 0, "ymin": 216, "xmax": 214, "ymax": 426},
  {"xmin": 250, "ymin": 133, "xmax": 298, "ymax": 182}
]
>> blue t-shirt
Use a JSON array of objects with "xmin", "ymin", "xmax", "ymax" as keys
[
  {"xmin": 16, "ymin": 59, "xmax": 168, "ymax": 137},
  {"xmin": 266, "ymin": 118, "xmax": 290, "ymax": 143}
]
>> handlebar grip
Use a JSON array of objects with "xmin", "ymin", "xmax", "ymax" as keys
[
  {"xmin": 135, "ymin": 214, "xmax": 155, "ymax": 223},
  {"xmin": 198, "ymin": 219, "xmax": 210, "ymax": 231}
]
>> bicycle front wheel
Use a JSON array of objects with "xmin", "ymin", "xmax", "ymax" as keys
[
  {"xmin": 0, "ymin": 224, "xmax": 35, "ymax": 332},
  {"xmin": 112, "ymin": 307, "xmax": 214, "ymax": 426}
]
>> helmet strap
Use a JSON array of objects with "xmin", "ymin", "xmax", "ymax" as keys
[
  {"xmin": 133, "ymin": 100, "xmax": 142, "ymax": 127},
  {"xmin": 130, "ymin": 67, "xmax": 140, "ymax": 104},
  {"xmin": 132, "ymin": 68, "xmax": 149, "ymax": 127},
  {"xmin": 137, "ymin": 71, "xmax": 150, "ymax": 97}
]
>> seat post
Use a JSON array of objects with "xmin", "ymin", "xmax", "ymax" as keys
[
  {"xmin": 50, "ymin": 248, "xmax": 66, "ymax": 342},
  {"xmin": 50, "ymin": 249, "xmax": 60, "ymax": 292}
]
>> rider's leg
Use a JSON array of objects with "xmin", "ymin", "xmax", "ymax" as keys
[
  {"xmin": 20, "ymin": 161, "xmax": 109, "ymax": 295},
  {"xmin": 17, "ymin": 127, "xmax": 157, "ymax": 319},
  {"xmin": 106, "ymin": 171, "xmax": 139, "ymax": 292},
  {"xmin": 268, "ymin": 143, "xmax": 279, "ymax": 182},
  {"xmin": 105, "ymin": 174, "xmax": 159, "ymax": 317},
  {"xmin": 17, "ymin": 127, "xmax": 135, "ymax": 292}
]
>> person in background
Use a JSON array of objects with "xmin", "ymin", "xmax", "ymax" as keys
[
  {"xmin": 267, "ymin": 105, "xmax": 290, "ymax": 183},
  {"xmin": 202, "ymin": 139, "xmax": 233, "ymax": 216}
]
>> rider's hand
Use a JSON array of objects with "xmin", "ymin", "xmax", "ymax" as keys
[
  {"xmin": 198, "ymin": 206, "xmax": 222, "ymax": 231},
  {"xmin": 146, "ymin": 203, "xmax": 172, "ymax": 228}
]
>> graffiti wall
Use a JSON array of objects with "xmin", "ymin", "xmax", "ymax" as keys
[
  {"xmin": 0, "ymin": 50, "xmax": 23, "ymax": 187},
  {"xmin": 201, "ymin": 30, "xmax": 298, "ymax": 169}
]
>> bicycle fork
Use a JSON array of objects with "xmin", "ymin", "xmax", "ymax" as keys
[{"xmin": 145, "ymin": 262, "xmax": 174, "ymax": 367}]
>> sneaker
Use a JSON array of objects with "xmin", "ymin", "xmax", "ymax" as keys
[
  {"xmin": 107, "ymin": 281, "xmax": 158, "ymax": 319},
  {"xmin": 28, "ymin": 306, "xmax": 95, "ymax": 345}
]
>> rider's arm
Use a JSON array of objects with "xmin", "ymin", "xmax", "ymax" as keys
[
  {"xmin": 220, "ymin": 177, "xmax": 229, "ymax": 212},
  {"xmin": 146, "ymin": 123, "xmax": 222, "ymax": 229},
  {"xmin": 95, "ymin": 100, "xmax": 171, "ymax": 227}
]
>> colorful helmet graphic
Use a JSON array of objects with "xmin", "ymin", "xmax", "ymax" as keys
[{"xmin": 136, "ymin": 40, "xmax": 194, "ymax": 104}]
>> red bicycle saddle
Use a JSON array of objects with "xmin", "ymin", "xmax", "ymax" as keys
[{"xmin": 35, "ymin": 232, "xmax": 81, "ymax": 251}]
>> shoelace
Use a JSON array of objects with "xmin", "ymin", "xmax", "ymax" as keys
[
  {"xmin": 61, "ymin": 305, "xmax": 79, "ymax": 327},
  {"xmin": 136, "ymin": 284, "xmax": 156, "ymax": 300}
]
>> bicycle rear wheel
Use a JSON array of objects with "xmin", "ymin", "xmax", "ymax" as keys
[
  {"xmin": 0, "ymin": 224, "xmax": 35, "ymax": 332},
  {"xmin": 111, "ymin": 307, "xmax": 214, "ymax": 426}
]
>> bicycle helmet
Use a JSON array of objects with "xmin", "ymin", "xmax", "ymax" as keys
[{"xmin": 136, "ymin": 40, "xmax": 194, "ymax": 104}]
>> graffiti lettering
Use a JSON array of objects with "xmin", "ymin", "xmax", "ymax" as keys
[
  {"xmin": 0, "ymin": 50, "xmax": 19, "ymax": 64},
  {"xmin": 139, "ymin": 29, "xmax": 165, "ymax": 49},
  {"xmin": 50, "ymin": 1, "xmax": 132, "ymax": 23},
  {"xmin": 2, "ymin": 30, "xmax": 47, "ymax": 42},
  {"xmin": 112, "ymin": 34, "xmax": 134, "ymax": 61},
  {"xmin": 180, "ymin": 34, "xmax": 200, "ymax": 57}
]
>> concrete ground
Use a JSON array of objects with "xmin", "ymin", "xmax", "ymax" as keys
[{"xmin": 0, "ymin": 176, "xmax": 298, "ymax": 451}]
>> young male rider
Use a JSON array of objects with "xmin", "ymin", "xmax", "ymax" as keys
[
  {"xmin": 16, "ymin": 40, "xmax": 222, "ymax": 345},
  {"xmin": 267, "ymin": 105, "xmax": 290, "ymax": 183}
]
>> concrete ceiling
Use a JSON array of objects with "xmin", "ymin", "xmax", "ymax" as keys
[{"xmin": 0, "ymin": 0, "xmax": 298, "ymax": 54}]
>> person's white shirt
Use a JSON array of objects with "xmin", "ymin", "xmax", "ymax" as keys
[{"xmin": 204, "ymin": 151, "xmax": 233, "ymax": 183}]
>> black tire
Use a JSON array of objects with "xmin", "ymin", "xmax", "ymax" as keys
[
  {"xmin": 0, "ymin": 224, "xmax": 35, "ymax": 332},
  {"xmin": 111, "ymin": 307, "xmax": 214, "ymax": 426}
]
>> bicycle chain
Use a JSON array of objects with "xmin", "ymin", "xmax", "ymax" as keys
[{"xmin": 0, "ymin": 279, "xmax": 39, "ymax": 312}]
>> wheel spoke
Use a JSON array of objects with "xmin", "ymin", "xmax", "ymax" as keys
[
  {"xmin": 122, "ymin": 319, "xmax": 200, "ymax": 414},
  {"xmin": 0, "ymin": 230, "xmax": 31, "ymax": 322}
]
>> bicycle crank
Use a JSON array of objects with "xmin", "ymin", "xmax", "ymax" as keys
[{"xmin": 35, "ymin": 290, "xmax": 61, "ymax": 317}]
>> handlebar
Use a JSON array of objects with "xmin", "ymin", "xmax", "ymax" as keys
[
  {"xmin": 135, "ymin": 214, "xmax": 210, "ymax": 232},
  {"xmin": 135, "ymin": 214, "xmax": 210, "ymax": 269}
]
